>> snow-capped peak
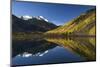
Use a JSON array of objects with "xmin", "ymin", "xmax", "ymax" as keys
[
  {"xmin": 33, "ymin": 16, "xmax": 49, "ymax": 22},
  {"xmin": 19, "ymin": 15, "xmax": 49, "ymax": 22},
  {"xmin": 20, "ymin": 15, "xmax": 33, "ymax": 20}
]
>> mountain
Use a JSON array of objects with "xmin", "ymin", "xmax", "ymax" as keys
[
  {"xmin": 20, "ymin": 15, "xmax": 49, "ymax": 22},
  {"xmin": 45, "ymin": 8, "xmax": 96, "ymax": 36},
  {"xmin": 34, "ymin": 16, "xmax": 49, "ymax": 22},
  {"xmin": 12, "ymin": 15, "xmax": 57, "ymax": 32}
]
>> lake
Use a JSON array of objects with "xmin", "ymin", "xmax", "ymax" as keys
[{"xmin": 12, "ymin": 37, "xmax": 96, "ymax": 66}]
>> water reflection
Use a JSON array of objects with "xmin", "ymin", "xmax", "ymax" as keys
[
  {"xmin": 12, "ymin": 40, "xmax": 57, "ymax": 57},
  {"xmin": 17, "ymin": 50, "xmax": 49, "ymax": 58},
  {"xmin": 12, "ymin": 37, "xmax": 96, "ymax": 66},
  {"xmin": 45, "ymin": 37, "xmax": 96, "ymax": 60}
]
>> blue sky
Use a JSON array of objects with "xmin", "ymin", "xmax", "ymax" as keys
[{"xmin": 12, "ymin": 1, "xmax": 95, "ymax": 25}]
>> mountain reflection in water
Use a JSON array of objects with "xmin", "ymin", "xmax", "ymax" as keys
[
  {"xmin": 45, "ymin": 37, "xmax": 96, "ymax": 60},
  {"xmin": 12, "ymin": 40, "xmax": 57, "ymax": 57},
  {"xmin": 12, "ymin": 37, "xmax": 96, "ymax": 66}
]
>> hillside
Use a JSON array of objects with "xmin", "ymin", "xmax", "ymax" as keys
[
  {"xmin": 45, "ymin": 8, "xmax": 96, "ymax": 36},
  {"xmin": 12, "ymin": 15, "xmax": 57, "ymax": 32},
  {"xmin": 12, "ymin": 15, "xmax": 57, "ymax": 40}
]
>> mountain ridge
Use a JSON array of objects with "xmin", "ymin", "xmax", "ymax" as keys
[
  {"xmin": 12, "ymin": 15, "xmax": 57, "ymax": 32},
  {"xmin": 45, "ymin": 8, "xmax": 96, "ymax": 36}
]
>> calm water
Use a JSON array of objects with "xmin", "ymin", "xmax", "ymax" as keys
[{"xmin": 12, "ymin": 37, "xmax": 96, "ymax": 66}]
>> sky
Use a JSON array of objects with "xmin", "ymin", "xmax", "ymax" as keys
[{"xmin": 12, "ymin": 0, "xmax": 95, "ymax": 25}]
